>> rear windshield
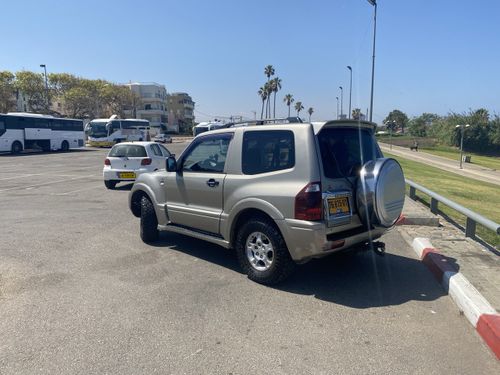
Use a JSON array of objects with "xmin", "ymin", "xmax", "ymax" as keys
[
  {"xmin": 318, "ymin": 127, "xmax": 382, "ymax": 178},
  {"xmin": 108, "ymin": 144, "xmax": 147, "ymax": 158}
]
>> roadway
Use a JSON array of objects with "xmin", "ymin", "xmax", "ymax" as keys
[
  {"xmin": 380, "ymin": 142, "xmax": 500, "ymax": 186},
  {"xmin": 0, "ymin": 144, "xmax": 498, "ymax": 374}
]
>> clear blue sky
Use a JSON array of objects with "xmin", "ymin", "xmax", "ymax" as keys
[{"xmin": 1, "ymin": 0, "xmax": 499, "ymax": 123}]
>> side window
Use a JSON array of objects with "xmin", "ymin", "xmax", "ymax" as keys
[
  {"xmin": 158, "ymin": 144, "xmax": 171, "ymax": 157},
  {"xmin": 0, "ymin": 121, "xmax": 5, "ymax": 130},
  {"xmin": 150, "ymin": 143, "xmax": 163, "ymax": 157},
  {"xmin": 111, "ymin": 121, "xmax": 121, "ymax": 132},
  {"xmin": 242, "ymin": 130, "xmax": 295, "ymax": 175},
  {"xmin": 181, "ymin": 134, "xmax": 231, "ymax": 173}
]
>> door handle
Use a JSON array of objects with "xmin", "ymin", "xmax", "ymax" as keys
[{"xmin": 206, "ymin": 178, "xmax": 219, "ymax": 188}]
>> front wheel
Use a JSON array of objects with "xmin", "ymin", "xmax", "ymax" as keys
[
  {"xmin": 235, "ymin": 218, "xmax": 296, "ymax": 285},
  {"xmin": 61, "ymin": 140, "xmax": 69, "ymax": 152},
  {"xmin": 104, "ymin": 180, "xmax": 117, "ymax": 189},
  {"xmin": 140, "ymin": 196, "xmax": 159, "ymax": 243}
]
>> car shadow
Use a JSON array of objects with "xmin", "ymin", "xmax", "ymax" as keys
[
  {"xmin": 0, "ymin": 148, "xmax": 99, "ymax": 157},
  {"xmin": 114, "ymin": 183, "xmax": 134, "ymax": 191},
  {"xmin": 149, "ymin": 232, "xmax": 447, "ymax": 308}
]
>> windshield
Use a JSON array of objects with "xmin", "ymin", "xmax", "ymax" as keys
[
  {"xmin": 87, "ymin": 122, "xmax": 108, "ymax": 138},
  {"xmin": 108, "ymin": 144, "xmax": 147, "ymax": 158},
  {"xmin": 318, "ymin": 127, "xmax": 382, "ymax": 178}
]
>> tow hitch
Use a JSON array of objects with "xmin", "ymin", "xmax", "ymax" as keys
[{"xmin": 372, "ymin": 241, "xmax": 386, "ymax": 256}]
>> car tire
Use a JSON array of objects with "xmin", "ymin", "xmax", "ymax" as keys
[
  {"xmin": 11, "ymin": 141, "xmax": 23, "ymax": 154},
  {"xmin": 235, "ymin": 218, "xmax": 296, "ymax": 285},
  {"xmin": 104, "ymin": 180, "xmax": 117, "ymax": 190},
  {"xmin": 140, "ymin": 196, "xmax": 159, "ymax": 243},
  {"xmin": 61, "ymin": 140, "xmax": 69, "ymax": 152}
]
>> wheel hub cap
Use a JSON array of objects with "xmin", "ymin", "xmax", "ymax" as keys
[{"xmin": 245, "ymin": 232, "xmax": 274, "ymax": 271}]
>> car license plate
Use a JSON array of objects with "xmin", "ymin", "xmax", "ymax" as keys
[
  {"xmin": 118, "ymin": 172, "xmax": 136, "ymax": 179},
  {"xmin": 328, "ymin": 196, "xmax": 350, "ymax": 216}
]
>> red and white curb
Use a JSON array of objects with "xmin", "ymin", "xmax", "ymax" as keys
[{"xmin": 412, "ymin": 237, "xmax": 500, "ymax": 359}]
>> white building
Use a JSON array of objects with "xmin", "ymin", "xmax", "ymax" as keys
[{"xmin": 123, "ymin": 82, "xmax": 169, "ymax": 133}]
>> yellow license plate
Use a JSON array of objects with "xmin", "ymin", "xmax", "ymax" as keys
[
  {"xmin": 328, "ymin": 196, "xmax": 350, "ymax": 215},
  {"xmin": 118, "ymin": 172, "xmax": 136, "ymax": 179}
]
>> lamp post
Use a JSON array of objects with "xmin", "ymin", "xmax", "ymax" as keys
[
  {"xmin": 456, "ymin": 124, "xmax": 470, "ymax": 169},
  {"xmin": 335, "ymin": 96, "xmax": 339, "ymax": 119},
  {"xmin": 40, "ymin": 64, "xmax": 49, "ymax": 111},
  {"xmin": 339, "ymin": 86, "xmax": 343, "ymax": 118},
  {"xmin": 367, "ymin": 0, "xmax": 377, "ymax": 122},
  {"xmin": 347, "ymin": 66, "xmax": 352, "ymax": 119}
]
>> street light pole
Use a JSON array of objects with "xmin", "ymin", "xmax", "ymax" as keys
[
  {"xmin": 339, "ymin": 86, "xmax": 343, "ymax": 118},
  {"xmin": 456, "ymin": 124, "xmax": 470, "ymax": 169},
  {"xmin": 335, "ymin": 97, "xmax": 339, "ymax": 119},
  {"xmin": 40, "ymin": 64, "xmax": 49, "ymax": 112},
  {"xmin": 367, "ymin": 0, "xmax": 377, "ymax": 122},
  {"xmin": 347, "ymin": 66, "xmax": 352, "ymax": 119}
]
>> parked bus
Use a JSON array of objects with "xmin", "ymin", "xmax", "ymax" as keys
[
  {"xmin": 192, "ymin": 120, "xmax": 225, "ymax": 136},
  {"xmin": 0, "ymin": 112, "xmax": 84, "ymax": 154},
  {"xmin": 85, "ymin": 116, "xmax": 150, "ymax": 147}
]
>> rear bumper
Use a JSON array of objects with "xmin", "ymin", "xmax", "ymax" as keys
[
  {"xmin": 103, "ymin": 168, "xmax": 150, "ymax": 181},
  {"xmin": 276, "ymin": 218, "xmax": 386, "ymax": 262}
]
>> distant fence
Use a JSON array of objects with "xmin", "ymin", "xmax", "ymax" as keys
[{"xmin": 406, "ymin": 179, "xmax": 500, "ymax": 239}]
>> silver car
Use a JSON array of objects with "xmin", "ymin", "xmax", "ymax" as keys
[{"xmin": 129, "ymin": 120, "xmax": 405, "ymax": 285}]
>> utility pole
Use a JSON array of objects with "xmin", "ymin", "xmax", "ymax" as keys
[
  {"xmin": 40, "ymin": 64, "xmax": 49, "ymax": 112},
  {"xmin": 339, "ymin": 86, "xmax": 343, "ymax": 118},
  {"xmin": 367, "ymin": 0, "xmax": 377, "ymax": 122},
  {"xmin": 456, "ymin": 124, "xmax": 470, "ymax": 169},
  {"xmin": 347, "ymin": 66, "xmax": 352, "ymax": 119}
]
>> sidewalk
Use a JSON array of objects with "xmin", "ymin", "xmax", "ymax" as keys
[
  {"xmin": 380, "ymin": 143, "xmax": 500, "ymax": 186},
  {"xmin": 397, "ymin": 196, "xmax": 500, "ymax": 358}
]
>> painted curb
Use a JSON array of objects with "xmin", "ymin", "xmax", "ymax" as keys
[
  {"xmin": 411, "ymin": 237, "xmax": 500, "ymax": 360},
  {"xmin": 396, "ymin": 214, "xmax": 440, "ymax": 227}
]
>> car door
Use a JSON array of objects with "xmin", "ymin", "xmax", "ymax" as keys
[
  {"xmin": 149, "ymin": 143, "xmax": 165, "ymax": 170},
  {"xmin": 165, "ymin": 133, "xmax": 232, "ymax": 234}
]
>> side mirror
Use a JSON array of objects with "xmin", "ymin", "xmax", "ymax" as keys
[{"xmin": 166, "ymin": 155, "xmax": 177, "ymax": 172}]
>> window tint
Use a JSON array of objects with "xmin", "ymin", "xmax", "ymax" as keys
[
  {"xmin": 242, "ymin": 130, "xmax": 295, "ymax": 175},
  {"xmin": 158, "ymin": 144, "xmax": 171, "ymax": 156},
  {"xmin": 150, "ymin": 143, "xmax": 163, "ymax": 156},
  {"xmin": 318, "ymin": 127, "xmax": 382, "ymax": 178},
  {"xmin": 0, "ymin": 121, "xmax": 4, "ymax": 130},
  {"xmin": 108, "ymin": 144, "xmax": 147, "ymax": 157},
  {"xmin": 182, "ymin": 134, "xmax": 231, "ymax": 173}
]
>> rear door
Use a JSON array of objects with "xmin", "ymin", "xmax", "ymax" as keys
[
  {"xmin": 165, "ymin": 133, "xmax": 232, "ymax": 234},
  {"xmin": 149, "ymin": 143, "xmax": 166, "ymax": 170}
]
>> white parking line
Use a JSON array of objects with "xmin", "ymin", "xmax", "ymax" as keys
[
  {"xmin": 0, "ymin": 174, "xmax": 41, "ymax": 181},
  {"xmin": 0, "ymin": 175, "xmax": 97, "ymax": 192}
]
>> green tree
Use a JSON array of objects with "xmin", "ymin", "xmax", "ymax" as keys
[
  {"xmin": 408, "ymin": 113, "xmax": 440, "ymax": 137},
  {"xmin": 307, "ymin": 107, "xmax": 314, "ymax": 122},
  {"xmin": 0, "ymin": 71, "xmax": 16, "ymax": 113},
  {"xmin": 271, "ymin": 77, "xmax": 281, "ymax": 118},
  {"xmin": 294, "ymin": 101, "xmax": 304, "ymax": 117},
  {"xmin": 258, "ymin": 86, "xmax": 267, "ymax": 119},
  {"xmin": 15, "ymin": 71, "xmax": 47, "ymax": 113},
  {"xmin": 283, "ymin": 94, "xmax": 294, "ymax": 117},
  {"xmin": 384, "ymin": 109, "xmax": 409, "ymax": 133}
]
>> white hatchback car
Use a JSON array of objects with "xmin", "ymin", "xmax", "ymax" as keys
[{"xmin": 103, "ymin": 142, "xmax": 171, "ymax": 189}]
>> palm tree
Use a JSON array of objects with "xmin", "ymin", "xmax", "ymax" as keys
[
  {"xmin": 258, "ymin": 86, "xmax": 267, "ymax": 120},
  {"xmin": 352, "ymin": 108, "xmax": 362, "ymax": 120},
  {"xmin": 271, "ymin": 77, "xmax": 282, "ymax": 118},
  {"xmin": 264, "ymin": 65, "xmax": 275, "ymax": 118},
  {"xmin": 295, "ymin": 101, "xmax": 304, "ymax": 117},
  {"xmin": 264, "ymin": 81, "xmax": 273, "ymax": 118},
  {"xmin": 283, "ymin": 94, "xmax": 294, "ymax": 117},
  {"xmin": 307, "ymin": 107, "xmax": 314, "ymax": 122}
]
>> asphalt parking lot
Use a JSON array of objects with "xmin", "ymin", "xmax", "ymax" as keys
[{"xmin": 0, "ymin": 145, "xmax": 498, "ymax": 374}]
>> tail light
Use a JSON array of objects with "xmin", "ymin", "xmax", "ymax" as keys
[
  {"xmin": 141, "ymin": 158, "xmax": 152, "ymax": 165},
  {"xmin": 104, "ymin": 158, "xmax": 111, "ymax": 166},
  {"xmin": 295, "ymin": 182, "xmax": 322, "ymax": 221}
]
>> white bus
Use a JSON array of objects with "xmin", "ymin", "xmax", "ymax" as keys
[
  {"xmin": 0, "ymin": 112, "xmax": 84, "ymax": 154},
  {"xmin": 85, "ymin": 116, "xmax": 150, "ymax": 147},
  {"xmin": 193, "ymin": 120, "xmax": 225, "ymax": 136}
]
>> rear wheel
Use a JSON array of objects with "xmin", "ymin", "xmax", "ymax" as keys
[
  {"xmin": 140, "ymin": 196, "xmax": 159, "ymax": 243},
  {"xmin": 235, "ymin": 218, "xmax": 296, "ymax": 285},
  {"xmin": 61, "ymin": 140, "xmax": 69, "ymax": 152},
  {"xmin": 11, "ymin": 141, "xmax": 22, "ymax": 154},
  {"xmin": 104, "ymin": 180, "xmax": 117, "ymax": 189}
]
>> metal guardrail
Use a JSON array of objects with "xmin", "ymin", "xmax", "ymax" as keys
[{"xmin": 406, "ymin": 179, "xmax": 500, "ymax": 238}]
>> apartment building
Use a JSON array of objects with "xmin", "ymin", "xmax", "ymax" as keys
[
  {"xmin": 167, "ymin": 92, "xmax": 195, "ymax": 134},
  {"xmin": 124, "ymin": 82, "xmax": 169, "ymax": 133}
]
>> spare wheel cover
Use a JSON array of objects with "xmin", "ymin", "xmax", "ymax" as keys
[{"xmin": 357, "ymin": 158, "xmax": 405, "ymax": 228}]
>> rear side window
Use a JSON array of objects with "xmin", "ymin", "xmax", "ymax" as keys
[
  {"xmin": 318, "ymin": 127, "xmax": 382, "ymax": 178},
  {"xmin": 150, "ymin": 143, "xmax": 163, "ymax": 156},
  {"xmin": 242, "ymin": 130, "xmax": 295, "ymax": 175},
  {"xmin": 108, "ymin": 144, "xmax": 147, "ymax": 157}
]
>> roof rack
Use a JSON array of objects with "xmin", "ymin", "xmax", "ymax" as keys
[{"xmin": 223, "ymin": 117, "xmax": 303, "ymax": 128}]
